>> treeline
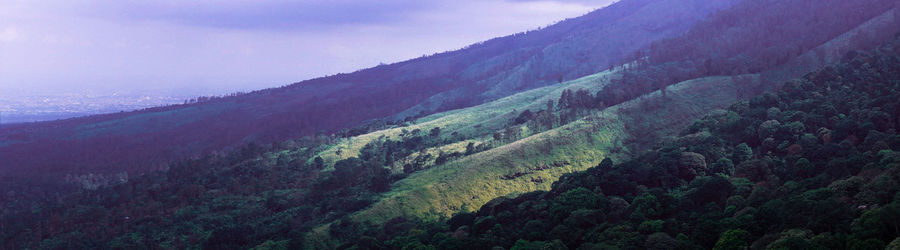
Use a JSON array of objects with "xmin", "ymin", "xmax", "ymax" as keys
[
  {"xmin": 329, "ymin": 36, "xmax": 900, "ymax": 249},
  {"xmin": 0, "ymin": 0, "xmax": 717, "ymax": 191},
  {"xmin": 1, "ymin": 138, "xmax": 394, "ymax": 249},
  {"xmin": 0, "ymin": 121, "xmax": 492, "ymax": 249},
  {"xmin": 181, "ymin": 91, "xmax": 248, "ymax": 105},
  {"xmin": 0, "ymin": 81, "xmax": 601, "ymax": 249}
]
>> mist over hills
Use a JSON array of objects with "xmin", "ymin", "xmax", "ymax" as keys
[
  {"xmin": 0, "ymin": 0, "xmax": 735, "ymax": 179},
  {"xmin": 0, "ymin": 92, "xmax": 197, "ymax": 124},
  {"xmin": 2, "ymin": 0, "xmax": 900, "ymax": 249}
]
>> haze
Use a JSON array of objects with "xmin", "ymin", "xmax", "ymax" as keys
[{"xmin": 0, "ymin": 0, "xmax": 611, "ymax": 97}]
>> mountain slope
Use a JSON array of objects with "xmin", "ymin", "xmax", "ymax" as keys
[
  {"xmin": 336, "ymin": 0, "xmax": 900, "ymax": 224},
  {"xmin": 338, "ymin": 36, "xmax": 900, "ymax": 249},
  {"xmin": 300, "ymin": 1, "xmax": 900, "ymax": 246},
  {"xmin": 313, "ymin": 71, "xmax": 614, "ymax": 170},
  {"xmin": 351, "ymin": 74, "xmax": 757, "ymax": 223},
  {"xmin": 0, "ymin": 0, "xmax": 737, "ymax": 181},
  {"xmin": 4, "ymin": 0, "xmax": 900, "ymax": 248}
]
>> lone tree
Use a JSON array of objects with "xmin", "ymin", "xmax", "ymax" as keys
[{"xmin": 430, "ymin": 127, "xmax": 441, "ymax": 137}]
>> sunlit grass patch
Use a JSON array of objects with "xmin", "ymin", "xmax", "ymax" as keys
[
  {"xmin": 314, "ymin": 70, "xmax": 614, "ymax": 168},
  {"xmin": 352, "ymin": 74, "xmax": 757, "ymax": 224}
]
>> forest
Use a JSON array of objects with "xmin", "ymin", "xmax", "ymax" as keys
[
  {"xmin": 5, "ymin": 33, "xmax": 900, "ymax": 250},
  {"xmin": 329, "ymin": 36, "xmax": 900, "ymax": 250},
  {"xmin": 0, "ymin": 0, "xmax": 720, "ymax": 182},
  {"xmin": 2, "ymin": 0, "xmax": 900, "ymax": 249},
  {"xmin": 597, "ymin": 0, "xmax": 896, "ymax": 108}
]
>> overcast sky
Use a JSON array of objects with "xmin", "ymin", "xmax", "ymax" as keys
[{"xmin": 0, "ymin": 0, "xmax": 613, "ymax": 96}]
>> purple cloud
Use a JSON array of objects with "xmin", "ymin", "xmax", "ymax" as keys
[
  {"xmin": 0, "ymin": 0, "xmax": 607, "ymax": 98},
  {"xmin": 86, "ymin": 0, "xmax": 437, "ymax": 31}
]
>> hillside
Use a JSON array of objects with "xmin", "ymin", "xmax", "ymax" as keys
[
  {"xmin": 2, "ymin": 0, "xmax": 900, "ymax": 249},
  {"xmin": 0, "ymin": 0, "xmax": 736, "ymax": 181},
  {"xmin": 336, "ymin": 0, "xmax": 900, "ymax": 225},
  {"xmin": 350, "ymin": 74, "xmax": 755, "ymax": 224},
  {"xmin": 336, "ymin": 36, "xmax": 900, "ymax": 249},
  {"xmin": 303, "ymin": 0, "xmax": 900, "ymax": 246}
]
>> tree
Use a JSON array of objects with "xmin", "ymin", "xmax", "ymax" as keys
[
  {"xmin": 886, "ymin": 238, "xmax": 900, "ymax": 250},
  {"xmin": 733, "ymin": 143, "xmax": 753, "ymax": 163},
  {"xmin": 713, "ymin": 229, "xmax": 750, "ymax": 250},
  {"xmin": 429, "ymin": 127, "xmax": 441, "ymax": 137},
  {"xmin": 511, "ymin": 239, "xmax": 567, "ymax": 250},
  {"xmin": 558, "ymin": 90, "xmax": 572, "ymax": 109},
  {"xmin": 645, "ymin": 232, "xmax": 677, "ymax": 250},
  {"xmin": 368, "ymin": 166, "xmax": 392, "ymax": 192},
  {"xmin": 793, "ymin": 158, "xmax": 814, "ymax": 178},
  {"xmin": 851, "ymin": 202, "xmax": 900, "ymax": 243},
  {"xmin": 598, "ymin": 158, "xmax": 614, "ymax": 170},
  {"xmin": 504, "ymin": 126, "xmax": 520, "ymax": 141},
  {"xmin": 204, "ymin": 226, "xmax": 253, "ymax": 249},
  {"xmin": 630, "ymin": 192, "xmax": 662, "ymax": 221},
  {"xmin": 574, "ymin": 89, "xmax": 591, "ymax": 109},
  {"xmin": 554, "ymin": 187, "xmax": 601, "ymax": 210},
  {"xmin": 313, "ymin": 157, "xmax": 325, "ymax": 169},
  {"xmin": 514, "ymin": 110, "xmax": 534, "ymax": 124},
  {"xmin": 711, "ymin": 158, "xmax": 735, "ymax": 175}
]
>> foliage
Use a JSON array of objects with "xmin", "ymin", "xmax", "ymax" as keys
[
  {"xmin": 596, "ymin": 0, "xmax": 896, "ymax": 117},
  {"xmin": 333, "ymin": 36, "xmax": 900, "ymax": 249},
  {"xmin": 0, "ymin": 0, "xmax": 730, "ymax": 186},
  {"xmin": 0, "ymin": 140, "xmax": 401, "ymax": 249},
  {"xmin": 3, "ymin": 1, "xmax": 900, "ymax": 249}
]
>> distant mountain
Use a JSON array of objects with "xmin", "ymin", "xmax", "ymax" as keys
[
  {"xmin": 0, "ymin": 92, "xmax": 191, "ymax": 124},
  {"xmin": 0, "ymin": 0, "xmax": 737, "ymax": 179}
]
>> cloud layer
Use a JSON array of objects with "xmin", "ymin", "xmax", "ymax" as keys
[{"xmin": 0, "ymin": 0, "xmax": 609, "ymax": 95}]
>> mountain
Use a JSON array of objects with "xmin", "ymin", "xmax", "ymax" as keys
[
  {"xmin": 0, "ymin": 0, "xmax": 736, "ymax": 181},
  {"xmin": 336, "ymin": 36, "xmax": 900, "ymax": 249},
  {"xmin": 337, "ymin": 0, "xmax": 899, "ymax": 225},
  {"xmin": 3, "ymin": 0, "xmax": 900, "ymax": 249}
]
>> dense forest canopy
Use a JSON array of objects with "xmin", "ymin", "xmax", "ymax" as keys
[{"xmin": 331, "ymin": 35, "xmax": 900, "ymax": 250}]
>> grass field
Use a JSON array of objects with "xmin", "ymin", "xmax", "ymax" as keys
[
  {"xmin": 313, "ymin": 70, "xmax": 616, "ymax": 168},
  {"xmin": 347, "ymin": 74, "xmax": 759, "ymax": 225},
  {"xmin": 300, "ymin": 69, "xmax": 775, "ymax": 250}
]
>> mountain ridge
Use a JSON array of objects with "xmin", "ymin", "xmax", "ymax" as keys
[
  {"xmin": 3, "ymin": 0, "xmax": 900, "ymax": 248},
  {"xmin": 338, "ymin": 0, "xmax": 900, "ymax": 225},
  {"xmin": 0, "ymin": 0, "xmax": 736, "ymax": 180}
]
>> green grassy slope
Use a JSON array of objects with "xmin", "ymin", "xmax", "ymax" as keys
[
  {"xmin": 314, "ymin": 71, "xmax": 615, "ymax": 168},
  {"xmin": 352, "ymin": 75, "xmax": 757, "ymax": 223},
  {"xmin": 304, "ymin": 74, "xmax": 757, "ymax": 248}
]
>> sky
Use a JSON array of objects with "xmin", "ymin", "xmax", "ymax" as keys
[{"xmin": 0, "ymin": 0, "xmax": 613, "ymax": 97}]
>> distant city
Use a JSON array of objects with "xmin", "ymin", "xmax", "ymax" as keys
[{"xmin": 0, "ymin": 91, "xmax": 198, "ymax": 124}]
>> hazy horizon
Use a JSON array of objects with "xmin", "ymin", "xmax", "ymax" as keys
[
  {"xmin": 1, "ymin": 0, "xmax": 612, "ymax": 97},
  {"xmin": 0, "ymin": 0, "xmax": 614, "ymax": 123}
]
